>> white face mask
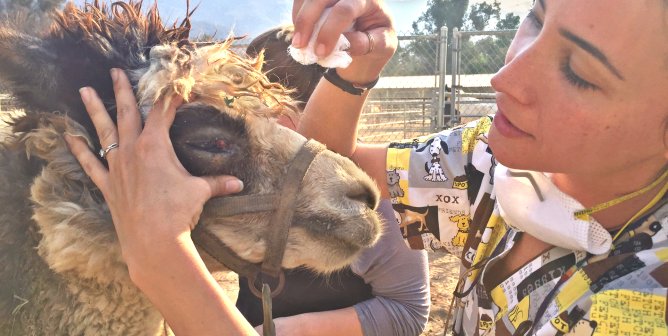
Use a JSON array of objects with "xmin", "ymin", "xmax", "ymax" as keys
[{"xmin": 494, "ymin": 164, "xmax": 613, "ymax": 255}]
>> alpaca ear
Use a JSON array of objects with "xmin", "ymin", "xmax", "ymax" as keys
[{"xmin": 0, "ymin": 27, "xmax": 71, "ymax": 114}]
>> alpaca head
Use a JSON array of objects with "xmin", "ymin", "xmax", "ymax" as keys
[
  {"xmin": 150, "ymin": 42, "xmax": 382, "ymax": 273},
  {"xmin": 0, "ymin": 1, "xmax": 381, "ymax": 277}
]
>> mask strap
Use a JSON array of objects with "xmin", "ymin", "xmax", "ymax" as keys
[{"xmin": 573, "ymin": 169, "xmax": 668, "ymax": 221}]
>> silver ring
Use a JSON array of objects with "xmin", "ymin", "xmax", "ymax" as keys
[
  {"xmin": 99, "ymin": 142, "xmax": 119, "ymax": 159},
  {"xmin": 364, "ymin": 31, "xmax": 374, "ymax": 55}
]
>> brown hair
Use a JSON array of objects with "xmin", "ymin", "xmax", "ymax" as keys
[{"xmin": 246, "ymin": 25, "xmax": 325, "ymax": 106}]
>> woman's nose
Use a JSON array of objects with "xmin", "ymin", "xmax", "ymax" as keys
[{"xmin": 491, "ymin": 37, "xmax": 541, "ymax": 105}]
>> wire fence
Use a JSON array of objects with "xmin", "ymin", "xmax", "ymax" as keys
[
  {"xmin": 447, "ymin": 29, "xmax": 515, "ymax": 126},
  {"xmin": 361, "ymin": 31, "xmax": 441, "ymax": 142},
  {"xmin": 359, "ymin": 29, "xmax": 516, "ymax": 143}
]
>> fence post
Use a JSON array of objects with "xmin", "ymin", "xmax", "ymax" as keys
[
  {"xmin": 450, "ymin": 28, "xmax": 460, "ymax": 126},
  {"xmin": 436, "ymin": 26, "xmax": 448, "ymax": 132}
]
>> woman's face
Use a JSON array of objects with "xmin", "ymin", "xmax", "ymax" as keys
[{"xmin": 488, "ymin": 0, "xmax": 668, "ymax": 177}]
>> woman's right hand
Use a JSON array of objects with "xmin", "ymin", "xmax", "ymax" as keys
[{"xmin": 291, "ymin": 0, "xmax": 397, "ymax": 84}]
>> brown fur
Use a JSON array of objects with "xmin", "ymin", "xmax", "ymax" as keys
[{"xmin": 0, "ymin": 1, "xmax": 381, "ymax": 334}]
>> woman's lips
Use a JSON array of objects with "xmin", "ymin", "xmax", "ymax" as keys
[{"xmin": 493, "ymin": 108, "xmax": 533, "ymax": 138}]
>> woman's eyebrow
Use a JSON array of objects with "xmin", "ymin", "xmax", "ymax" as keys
[{"xmin": 559, "ymin": 28, "xmax": 626, "ymax": 81}]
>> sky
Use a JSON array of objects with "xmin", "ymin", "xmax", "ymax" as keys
[
  {"xmin": 73, "ymin": 0, "xmax": 533, "ymax": 38},
  {"xmin": 386, "ymin": 0, "xmax": 533, "ymax": 34}
]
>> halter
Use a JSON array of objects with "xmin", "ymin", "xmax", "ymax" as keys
[{"xmin": 191, "ymin": 139, "xmax": 325, "ymax": 335}]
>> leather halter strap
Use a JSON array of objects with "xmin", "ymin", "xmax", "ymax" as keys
[{"xmin": 192, "ymin": 139, "xmax": 326, "ymax": 296}]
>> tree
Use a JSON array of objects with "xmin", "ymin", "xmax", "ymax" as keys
[
  {"xmin": 466, "ymin": 1, "xmax": 501, "ymax": 31},
  {"xmin": 384, "ymin": 0, "xmax": 521, "ymax": 76},
  {"xmin": 496, "ymin": 12, "xmax": 521, "ymax": 30},
  {"xmin": 411, "ymin": 0, "xmax": 469, "ymax": 35}
]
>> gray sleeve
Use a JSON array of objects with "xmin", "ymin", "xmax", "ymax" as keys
[{"xmin": 351, "ymin": 200, "xmax": 430, "ymax": 336}]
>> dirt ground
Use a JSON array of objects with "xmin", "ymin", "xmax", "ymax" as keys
[{"xmin": 216, "ymin": 250, "xmax": 460, "ymax": 336}]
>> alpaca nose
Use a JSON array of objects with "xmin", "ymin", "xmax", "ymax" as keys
[{"xmin": 347, "ymin": 181, "xmax": 379, "ymax": 210}]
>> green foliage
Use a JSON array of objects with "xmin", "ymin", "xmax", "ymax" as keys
[
  {"xmin": 466, "ymin": 1, "xmax": 501, "ymax": 31},
  {"xmin": 459, "ymin": 34, "xmax": 513, "ymax": 74},
  {"xmin": 496, "ymin": 12, "xmax": 521, "ymax": 30},
  {"xmin": 411, "ymin": 0, "xmax": 469, "ymax": 35}
]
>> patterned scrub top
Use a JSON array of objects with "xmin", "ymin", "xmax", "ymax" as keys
[{"xmin": 385, "ymin": 116, "xmax": 668, "ymax": 335}]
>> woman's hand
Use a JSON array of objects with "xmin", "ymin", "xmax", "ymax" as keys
[
  {"xmin": 65, "ymin": 68, "xmax": 244, "ymax": 271},
  {"xmin": 291, "ymin": 0, "xmax": 397, "ymax": 84}
]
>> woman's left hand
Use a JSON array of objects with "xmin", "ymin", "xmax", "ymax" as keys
[
  {"xmin": 291, "ymin": 0, "xmax": 397, "ymax": 84},
  {"xmin": 65, "ymin": 68, "xmax": 244, "ymax": 271}
]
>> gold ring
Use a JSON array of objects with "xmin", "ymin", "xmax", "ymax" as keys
[
  {"xmin": 364, "ymin": 31, "xmax": 374, "ymax": 55},
  {"xmin": 99, "ymin": 142, "xmax": 119, "ymax": 159}
]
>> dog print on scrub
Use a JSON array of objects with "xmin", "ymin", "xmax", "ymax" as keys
[
  {"xmin": 387, "ymin": 169, "xmax": 405, "ymax": 198},
  {"xmin": 417, "ymin": 136, "xmax": 449, "ymax": 182},
  {"xmin": 399, "ymin": 208, "xmax": 429, "ymax": 236},
  {"xmin": 393, "ymin": 205, "xmax": 439, "ymax": 237},
  {"xmin": 449, "ymin": 214, "xmax": 471, "ymax": 247}
]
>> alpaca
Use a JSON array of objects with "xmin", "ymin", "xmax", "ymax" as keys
[{"xmin": 0, "ymin": 1, "xmax": 381, "ymax": 334}]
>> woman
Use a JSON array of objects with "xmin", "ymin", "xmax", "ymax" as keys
[
  {"xmin": 291, "ymin": 1, "xmax": 668, "ymax": 335},
  {"xmin": 66, "ymin": 0, "xmax": 668, "ymax": 334}
]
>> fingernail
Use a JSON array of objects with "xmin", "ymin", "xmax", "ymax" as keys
[
  {"xmin": 110, "ymin": 68, "xmax": 118, "ymax": 82},
  {"xmin": 79, "ymin": 87, "xmax": 90, "ymax": 103},
  {"xmin": 226, "ymin": 179, "xmax": 244, "ymax": 193},
  {"xmin": 315, "ymin": 43, "xmax": 326, "ymax": 57},
  {"xmin": 292, "ymin": 32, "xmax": 301, "ymax": 47}
]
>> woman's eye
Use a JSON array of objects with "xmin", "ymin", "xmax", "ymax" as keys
[{"xmin": 560, "ymin": 57, "xmax": 599, "ymax": 91}]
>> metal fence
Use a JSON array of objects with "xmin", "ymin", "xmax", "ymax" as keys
[
  {"xmin": 358, "ymin": 29, "xmax": 516, "ymax": 143},
  {"xmin": 360, "ymin": 31, "xmax": 442, "ymax": 143},
  {"xmin": 447, "ymin": 29, "xmax": 515, "ymax": 126}
]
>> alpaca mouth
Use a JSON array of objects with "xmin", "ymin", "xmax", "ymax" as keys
[{"xmin": 294, "ymin": 208, "xmax": 382, "ymax": 249}]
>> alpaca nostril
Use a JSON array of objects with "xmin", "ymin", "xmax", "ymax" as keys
[{"xmin": 347, "ymin": 184, "xmax": 379, "ymax": 210}]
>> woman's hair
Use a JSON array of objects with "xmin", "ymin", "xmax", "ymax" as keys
[{"xmin": 246, "ymin": 25, "xmax": 325, "ymax": 106}]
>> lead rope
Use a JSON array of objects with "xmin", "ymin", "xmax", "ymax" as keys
[{"xmin": 262, "ymin": 284, "xmax": 275, "ymax": 336}]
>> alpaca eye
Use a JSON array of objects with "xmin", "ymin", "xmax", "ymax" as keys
[{"xmin": 187, "ymin": 139, "xmax": 229, "ymax": 153}]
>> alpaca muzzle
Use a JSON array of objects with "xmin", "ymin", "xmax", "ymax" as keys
[{"xmin": 192, "ymin": 139, "xmax": 325, "ymax": 294}]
